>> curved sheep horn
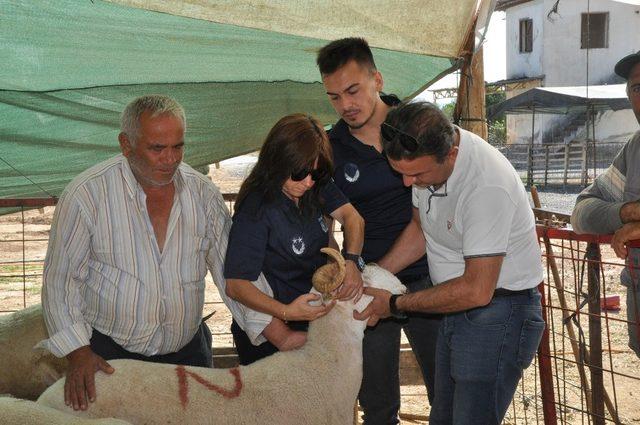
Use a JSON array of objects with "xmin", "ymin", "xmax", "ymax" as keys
[{"xmin": 312, "ymin": 248, "xmax": 346, "ymax": 299}]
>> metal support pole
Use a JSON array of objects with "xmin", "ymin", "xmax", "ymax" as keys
[
  {"xmin": 586, "ymin": 242, "xmax": 605, "ymax": 425},
  {"xmin": 528, "ymin": 106, "xmax": 536, "ymax": 187},
  {"xmin": 592, "ymin": 106, "xmax": 597, "ymax": 182},
  {"xmin": 581, "ymin": 141, "xmax": 588, "ymax": 186},
  {"xmin": 563, "ymin": 143, "xmax": 570, "ymax": 186},
  {"xmin": 536, "ymin": 281, "xmax": 558, "ymax": 425}
]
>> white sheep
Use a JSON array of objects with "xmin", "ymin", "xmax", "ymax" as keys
[
  {"xmin": 0, "ymin": 304, "xmax": 67, "ymax": 399},
  {"xmin": 37, "ymin": 260, "xmax": 406, "ymax": 425},
  {"xmin": 0, "ymin": 397, "xmax": 132, "ymax": 425}
]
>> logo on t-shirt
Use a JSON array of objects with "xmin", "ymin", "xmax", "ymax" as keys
[
  {"xmin": 292, "ymin": 236, "xmax": 306, "ymax": 255},
  {"xmin": 318, "ymin": 216, "xmax": 329, "ymax": 233},
  {"xmin": 344, "ymin": 163, "xmax": 360, "ymax": 183},
  {"xmin": 447, "ymin": 220, "xmax": 453, "ymax": 231}
]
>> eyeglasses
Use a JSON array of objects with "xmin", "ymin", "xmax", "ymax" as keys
[
  {"xmin": 381, "ymin": 122, "xmax": 419, "ymax": 152},
  {"xmin": 290, "ymin": 167, "xmax": 327, "ymax": 182}
]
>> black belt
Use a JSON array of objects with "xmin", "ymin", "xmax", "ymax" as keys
[{"xmin": 493, "ymin": 287, "xmax": 537, "ymax": 298}]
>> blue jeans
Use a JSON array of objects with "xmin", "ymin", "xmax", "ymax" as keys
[
  {"xmin": 429, "ymin": 288, "xmax": 545, "ymax": 425},
  {"xmin": 627, "ymin": 283, "xmax": 640, "ymax": 357},
  {"xmin": 359, "ymin": 275, "xmax": 441, "ymax": 425}
]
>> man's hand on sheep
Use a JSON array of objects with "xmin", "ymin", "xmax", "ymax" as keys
[
  {"xmin": 64, "ymin": 346, "xmax": 114, "ymax": 411},
  {"xmin": 334, "ymin": 261, "xmax": 364, "ymax": 302},
  {"xmin": 352, "ymin": 287, "xmax": 392, "ymax": 326}
]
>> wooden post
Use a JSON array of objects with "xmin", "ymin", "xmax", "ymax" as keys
[
  {"xmin": 453, "ymin": 18, "xmax": 488, "ymax": 140},
  {"xmin": 586, "ymin": 243, "xmax": 605, "ymax": 425},
  {"xmin": 563, "ymin": 143, "xmax": 570, "ymax": 186},
  {"xmin": 544, "ymin": 145, "xmax": 550, "ymax": 187}
]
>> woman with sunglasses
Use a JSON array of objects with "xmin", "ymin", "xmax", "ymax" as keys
[{"xmin": 223, "ymin": 113, "xmax": 364, "ymax": 365}]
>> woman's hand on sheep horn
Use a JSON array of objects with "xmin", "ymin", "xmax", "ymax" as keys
[
  {"xmin": 352, "ymin": 287, "xmax": 392, "ymax": 327},
  {"xmin": 284, "ymin": 293, "xmax": 336, "ymax": 321},
  {"xmin": 333, "ymin": 261, "xmax": 364, "ymax": 303},
  {"xmin": 64, "ymin": 346, "xmax": 114, "ymax": 411}
]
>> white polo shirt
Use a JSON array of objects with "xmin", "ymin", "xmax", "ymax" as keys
[{"xmin": 413, "ymin": 128, "xmax": 543, "ymax": 290}]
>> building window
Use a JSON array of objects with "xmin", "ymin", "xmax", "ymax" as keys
[
  {"xmin": 581, "ymin": 12, "xmax": 609, "ymax": 49},
  {"xmin": 519, "ymin": 19, "xmax": 533, "ymax": 53}
]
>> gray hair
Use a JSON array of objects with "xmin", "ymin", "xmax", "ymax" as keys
[{"xmin": 120, "ymin": 95, "xmax": 186, "ymax": 145}]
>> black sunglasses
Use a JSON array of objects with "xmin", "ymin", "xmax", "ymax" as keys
[
  {"xmin": 381, "ymin": 122, "xmax": 419, "ymax": 152},
  {"xmin": 291, "ymin": 167, "xmax": 327, "ymax": 182}
]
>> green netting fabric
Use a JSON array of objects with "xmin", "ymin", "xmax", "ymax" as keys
[{"xmin": 0, "ymin": 0, "xmax": 455, "ymax": 202}]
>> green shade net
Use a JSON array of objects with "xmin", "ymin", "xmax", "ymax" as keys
[{"xmin": 0, "ymin": 0, "xmax": 455, "ymax": 205}]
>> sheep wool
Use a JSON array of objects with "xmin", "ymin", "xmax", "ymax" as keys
[
  {"xmin": 0, "ymin": 304, "xmax": 67, "ymax": 399},
  {"xmin": 0, "ymin": 397, "xmax": 132, "ymax": 425},
  {"xmin": 37, "ymin": 265, "xmax": 407, "ymax": 425}
]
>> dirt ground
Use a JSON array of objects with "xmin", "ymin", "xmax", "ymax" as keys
[{"xmin": 1, "ymin": 156, "xmax": 638, "ymax": 424}]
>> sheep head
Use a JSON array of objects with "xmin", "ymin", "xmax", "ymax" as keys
[
  {"xmin": 361, "ymin": 264, "xmax": 407, "ymax": 295},
  {"xmin": 311, "ymin": 248, "xmax": 345, "ymax": 301}
]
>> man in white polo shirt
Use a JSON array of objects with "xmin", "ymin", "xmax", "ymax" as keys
[{"xmin": 355, "ymin": 101, "xmax": 545, "ymax": 425}]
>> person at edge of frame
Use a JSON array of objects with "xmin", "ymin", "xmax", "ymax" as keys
[{"xmin": 571, "ymin": 49, "xmax": 640, "ymax": 358}]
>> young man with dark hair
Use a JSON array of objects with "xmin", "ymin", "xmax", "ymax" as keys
[
  {"xmin": 317, "ymin": 37, "xmax": 440, "ymax": 424},
  {"xmin": 356, "ymin": 100, "xmax": 545, "ymax": 425}
]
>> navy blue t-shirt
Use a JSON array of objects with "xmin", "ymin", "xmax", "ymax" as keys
[
  {"xmin": 224, "ymin": 181, "xmax": 347, "ymax": 304},
  {"xmin": 329, "ymin": 96, "xmax": 428, "ymax": 279}
]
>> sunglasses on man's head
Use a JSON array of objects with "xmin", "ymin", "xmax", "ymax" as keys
[
  {"xmin": 290, "ymin": 167, "xmax": 326, "ymax": 182},
  {"xmin": 381, "ymin": 122, "xmax": 419, "ymax": 152}
]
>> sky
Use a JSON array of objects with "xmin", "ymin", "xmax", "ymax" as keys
[{"xmin": 419, "ymin": 11, "xmax": 506, "ymax": 104}]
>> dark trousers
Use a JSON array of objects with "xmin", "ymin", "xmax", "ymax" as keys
[
  {"xmin": 359, "ymin": 275, "xmax": 441, "ymax": 425},
  {"xmin": 230, "ymin": 319, "xmax": 308, "ymax": 365},
  {"xmin": 89, "ymin": 321, "xmax": 213, "ymax": 368}
]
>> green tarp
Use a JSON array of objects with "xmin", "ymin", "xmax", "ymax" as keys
[{"xmin": 0, "ymin": 0, "xmax": 456, "ymax": 204}]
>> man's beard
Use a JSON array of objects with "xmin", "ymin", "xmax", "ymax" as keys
[
  {"xmin": 128, "ymin": 156, "xmax": 176, "ymax": 187},
  {"xmin": 346, "ymin": 101, "xmax": 377, "ymax": 131}
]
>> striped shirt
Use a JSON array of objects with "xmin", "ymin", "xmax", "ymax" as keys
[
  {"xmin": 572, "ymin": 130, "xmax": 640, "ymax": 235},
  {"xmin": 38, "ymin": 155, "xmax": 272, "ymax": 357}
]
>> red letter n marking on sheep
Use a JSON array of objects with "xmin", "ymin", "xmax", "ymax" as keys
[{"xmin": 176, "ymin": 366, "xmax": 243, "ymax": 408}]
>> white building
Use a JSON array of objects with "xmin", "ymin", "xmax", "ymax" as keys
[{"xmin": 496, "ymin": 0, "xmax": 640, "ymax": 145}]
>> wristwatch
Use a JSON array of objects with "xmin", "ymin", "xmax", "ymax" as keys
[
  {"xmin": 343, "ymin": 252, "xmax": 365, "ymax": 272},
  {"xmin": 389, "ymin": 294, "xmax": 408, "ymax": 319}
]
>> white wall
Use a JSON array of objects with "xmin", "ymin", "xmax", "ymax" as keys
[
  {"xmin": 542, "ymin": 0, "xmax": 640, "ymax": 86},
  {"xmin": 507, "ymin": 113, "xmax": 563, "ymax": 144},
  {"xmin": 504, "ymin": 0, "xmax": 640, "ymax": 146},
  {"xmin": 505, "ymin": 0, "xmax": 640, "ymax": 85},
  {"xmin": 505, "ymin": 0, "xmax": 545, "ymax": 80},
  {"xmin": 576, "ymin": 109, "xmax": 638, "ymax": 143}
]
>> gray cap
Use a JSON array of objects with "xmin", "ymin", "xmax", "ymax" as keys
[{"xmin": 615, "ymin": 50, "xmax": 640, "ymax": 80}]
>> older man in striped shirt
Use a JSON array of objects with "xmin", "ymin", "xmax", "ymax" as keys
[{"xmin": 38, "ymin": 95, "xmax": 274, "ymax": 411}]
